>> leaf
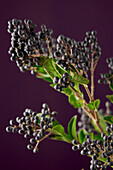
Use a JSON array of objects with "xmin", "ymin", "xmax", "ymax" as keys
[
  {"xmin": 103, "ymin": 115, "xmax": 113, "ymax": 124},
  {"xmin": 93, "ymin": 134, "xmax": 104, "ymax": 142},
  {"xmin": 37, "ymin": 74, "xmax": 53, "ymax": 82},
  {"xmin": 49, "ymin": 125, "xmax": 72, "ymax": 143},
  {"xmin": 49, "ymin": 134, "xmax": 72, "ymax": 143},
  {"xmin": 86, "ymin": 99, "xmax": 100, "ymax": 110},
  {"xmin": 44, "ymin": 59, "xmax": 60, "ymax": 79},
  {"xmin": 68, "ymin": 115, "xmax": 78, "ymax": 140},
  {"xmin": 35, "ymin": 62, "xmax": 53, "ymax": 83},
  {"xmin": 70, "ymin": 70, "xmax": 89, "ymax": 85},
  {"xmin": 89, "ymin": 133, "xmax": 94, "ymax": 140},
  {"xmin": 78, "ymin": 129, "xmax": 89, "ymax": 144},
  {"xmin": 49, "ymin": 134, "xmax": 65, "ymax": 142},
  {"xmin": 69, "ymin": 93, "xmax": 83, "ymax": 108},
  {"xmin": 87, "ymin": 103, "xmax": 95, "ymax": 110},
  {"xmin": 109, "ymin": 84, "xmax": 113, "ymax": 91},
  {"xmin": 52, "ymin": 119, "xmax": 60, "ymax": 127},
  {"xmin": 52, "ymin": 59, "xmax": 66, "ymax": 77},
  {"xmin": 106, "ymin": 95, "xmax": 113, "ymax": 103},
  {"xmin": 94, "ymin": 99, "xmax": 100, "ymax": 109}
]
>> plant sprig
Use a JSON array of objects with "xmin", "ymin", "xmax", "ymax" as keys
[{"xmin": 6, "ymin": 18, "xmax": 113, "ymax": 170}]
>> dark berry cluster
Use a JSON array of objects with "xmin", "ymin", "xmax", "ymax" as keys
[
  {"xmin": 78, "ymin": 101, "xmax": 112, "ymax": 133},
  {"xmin": 8, "ymin": 19, "xmax": 56, "ymax": 74},
  {"xmin": 98, "ymin": 57, "xmax": 113, "ymax": 85},
  {"xmin": 53, "ymin": 72, "xmax": 75, "ymax": 92},
  {"xmin": 53, "ymin": 30, "xmax": 101, "ymax": 72},
  {"xmin": 8, "ymin": 19, "xmax": 101, "ymax": 76},
  {"xmin": 6, "ymin": 103, "xmax": 58, "ymax": 153},
  {"xmin": 72, "ymin": 125, "xmax": 113, "ymax": 170}
]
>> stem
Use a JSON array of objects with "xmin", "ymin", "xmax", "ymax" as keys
[
  {"xmin": 39, "ymin": 132, "xmax": 52, "ymax": 142},
  {"xmin": 94, "ymin": 56, "xmax": 100, "ymax": 71},
  {"xmin": 69, "ymin": 85, "xmax": 104, "ymax": 133},
  {"xmin": 83, "ymin": 106, "xmax": 104, "ymax": 133},
  {"xmin": 84, "ymin": 85, "xmax": 93, "ymax": 102},
  {"xmin": 35, "ymin": 132, "xmax": 52, "ymax": 148},
  {"xmin": 91, "ymin": 58, "xmax": 94, "ymax": 101},
  {"xmin": 46, "ymin": 38, "xmax": 51, "ymax": 56}
]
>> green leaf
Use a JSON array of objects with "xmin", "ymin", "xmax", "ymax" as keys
[
  {"xmin": 106, "ymin": 95, "xmax": 113, "ymax": 103},
  {"xmin": 89, "ymin": 133, "xmax": 94, "ymax": 140},
  {"xmin": 70, "ymin": 70, "xmax": 89, "ymax": 85},
  {"xmin": 78, "ymin": 129, "xmax": 89, "ymax": 144},
  {"xmin": 103, "ymin": 115, "xmax": 113, "ymax": 124},
  {"xmin": 93, "ymin": 134, "xmax": 104, "ymax": 142},
  {"xmin": 37, "ymin": 74, "xmax": 53, "ymax": 82},
  {"xmin": 49, "ymin": 134, "xmax": 65, "ymax": 142},
  {"xmin": 49, "ymin": 134, "xmax": 72, "ymax": 143},
  {"xmin": 52, "ymin": 59, "xmax": 66, "ymax": 76},
  {"xmin": 109, "ymin": 84, "xmax": 113, "ymax": 91},
  {"xmin": 69, "ymin": 93, "xmax": 83, "ymax": 108},
  {"xmin": 87, "ymin": 103, "xmax": 95, "ymax": 110},
  {"xmin": 86, "ymin": 99, "xmax": 100, "ymax": 110},
  {"xmin": 35, "ymin": 61, "xmax": 53, "ymax": 83},
  {"xmin": 44, "ymin": 59, "xmax": 60, "ymax": 79},
  {"xmin": 94, "ymin": 99, "xmax": 100, "ymax": 109},
  {"xmin": 68, "ymin": 115, "xmax": 78, "ymax": 140},
  {"xmin": 52, "ymin": 119, "xmax": 60, "ymax": 127},
  {"xmin": 49, "ymin": 125, "xmax": 72, "ymax": 143}
]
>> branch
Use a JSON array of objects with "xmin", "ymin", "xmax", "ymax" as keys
[
  {"xmin": 69, "ymin": 85, "xmax": 104, "ymax": 133},
  {"xmin": 91, "ymin": 58, "xmax": 94, "ymax": 101},
  {"xmin": 83, "ymin": 85, "xmax": 94, "ymax": 102},
  {"xmin": 94, "ymin": 56, "xmax": 100, "ymax": 71},
  {"xmin": 46, "ymin": 37, "xmax": 52, "ymax": 56}
]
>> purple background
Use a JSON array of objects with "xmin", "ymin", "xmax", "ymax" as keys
[{"xmin": 1, "ymin": 0, "xmax": 113, "ymax": 169}]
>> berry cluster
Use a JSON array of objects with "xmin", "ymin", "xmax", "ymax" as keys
[
  {"xmin": 98, "ymin": 57, "xmax": 113, "ymax": 85},
  {"xmin": 53, "ymin": 72, "xmax": 75, "ymax": 92},
  {"xmin": 8, "ymin": 19, "xmax": 101, "ymax": 76},
  {"xmin": 8, "ymin": 19, "xmax": 56, "ymax": 73},
  {"xmin": 78, "ymin": 101, "xmax": 112, "ymax": 133},
  {"xmin": 72, "ymin": 125, "xmax": 113, "ymax": 169},
  {"xmin": 6, "ymin": 103, "xmax": 58, "ymax": 153},
  {"xmin": 54, "ymin": 30, "xmax": 101, "ymax": 72}
]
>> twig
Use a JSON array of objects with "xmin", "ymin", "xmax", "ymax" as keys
[
  {"xmin": 39, "ymin": 132, "xmax": 52, "ymax": 142},
  {"xmin": 84, "ymin": 85, "xmax": 93, "ymax": 102},
  {"xmin": 94, "ymin": 56, "xmax": 100, "ymax": 71},
  {"xmin": 46, "ymin": 37, "xmax": 52, "ymax": 57},
  {"xmin": 69, "ymin": 85, "xmax": 104, "ymax": 133},
  {"xmin": 91, "ymin": 57, "xmax": 94, "ymax": 101}
]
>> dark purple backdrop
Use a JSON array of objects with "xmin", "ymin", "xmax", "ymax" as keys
[{"xmin": 1, "ymin": 0, "xmax": 113, "ymax": 169}]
